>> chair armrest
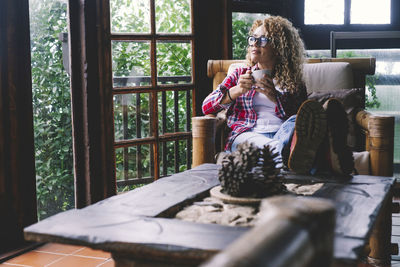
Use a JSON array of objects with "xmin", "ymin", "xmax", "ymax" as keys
[
  {"xmin": 192, "ymin": 112, "xmax": 229, "ymax": 167},
  {"xmin": 192, "ymin": 116, "xmax": 217, "ymax": 167},
  {"xmin": 356, "ymin": 110, "xmax": 395, "ymax": 176}
]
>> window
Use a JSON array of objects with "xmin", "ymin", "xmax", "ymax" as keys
[
  {"xmin": 351, "ymin": 0, "xmax": 391, "ymax": 24},
  {"xmin": 29, "ymin": 0, "xmax": 74, "ymax": 220},
  {"xmin": 305, "ymin": 0, "xmax": 344, "ymax": 25},
  {"xmin": 110, "ymin": 0, "xmax": 194, "ymax": 190},
  {"xmin": 304, "ymin": 0, "xmax": 391, "ymax": 25}
]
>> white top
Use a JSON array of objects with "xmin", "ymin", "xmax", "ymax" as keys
[{"xmin": 252, "ymin": 90, "xmax": 283, "ymax": 133}]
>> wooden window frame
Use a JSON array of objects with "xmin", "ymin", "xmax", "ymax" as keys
[
  {"xmin": 231, "ymin": 0, "xmax": 400, "ymax": 50},
  {"xmin": 110, "ymin": 0, "xmax": 195, "ymax": 185},
  {"xmin": 66, "ymin": 0, "xmax": 231, "ymax": 206}
]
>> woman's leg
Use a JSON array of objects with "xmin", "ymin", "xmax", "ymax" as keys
[
  {"xmin": 273, "ymin": 115, "xmax": 296, "ymax": 158},
  {"xmin": 231, "ymin": 131, "xmax": 278, "ymax": 152}
]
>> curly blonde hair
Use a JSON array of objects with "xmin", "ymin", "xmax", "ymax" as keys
[{"xmin": 245, "ymin": 16, "xmax": 306, "ymax": 93}]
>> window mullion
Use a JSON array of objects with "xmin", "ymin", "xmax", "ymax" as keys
[
  {"xmin": 136, "ymin": 93, "xmax": 143, "ymax": 178},
  {"xmin": 174, "ymin": 91, "xmax": 179, "ymax": 173},
  {"xmin": 345, "ymin": 0, "xmax": 351, "ymax": 25},
  {"xmin": 149, "ymin": 0, "xmax": 159, "ymax": 180}
]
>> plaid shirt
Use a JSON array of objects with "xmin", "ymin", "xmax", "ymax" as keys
[{"xmin": 202, "ymin": 66, "xmax": 307, "ymax": 151}]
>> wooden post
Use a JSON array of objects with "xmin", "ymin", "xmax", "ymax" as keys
[
  {"xmin": 356, "ymin": 111, "xmax": 394, "ymax": 176},
  {"xmin": 201, "ymin": 196, "xmax": 336, "ymax": 267},
  {"xmin": 68, "ymin": 0, "xmax": 116, "ymax": 207},
  {"xmin": 192, "ymin": 0, "xmax": 232, "ymax": 116},
  {"xmin": 368, "ymin": 191, "xmax": 393, "ymax": 266},
  {"xmin": 0, "ymin": 0, "xmax": 37, "ymax": 252},
  {"xmin": 192, "ymin": 116, "xmax": 216, "ymax": 167},
  {"xmin": 367, "ymin": 115, "xmax": 394, "ymax": 177}
]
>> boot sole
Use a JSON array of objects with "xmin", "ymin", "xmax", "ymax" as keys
[
  {"xmin": 288, "ymin": 100, "xmax": 327, "ymax": 174},
  {"xmin": 324, "ymin": 98, "xmax": 354, "ymax": 175}
]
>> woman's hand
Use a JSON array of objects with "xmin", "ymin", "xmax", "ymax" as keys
[
  {"xmin": 237, "ymin": 70, "xmax": 254, "ymax": 94},
  {"xmin": 253, "ymin": 74, "xmax": 277, "ymax": 103},
  {"xmin": 221, "ymin": 70, "xmax": 254, "ymax": 104}
]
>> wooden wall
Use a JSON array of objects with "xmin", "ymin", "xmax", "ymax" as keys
[
  {"xmin": 193, "ymin": 0, "xmax": 232, "ymax": 116},
  {"xmin": 0, "ymin": 0, "xmax": 37, "ymax": 253}
]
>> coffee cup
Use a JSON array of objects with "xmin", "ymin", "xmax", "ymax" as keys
[{"xmin": 252, "ymin": 69, "xmax": 272, "ymax": 81}]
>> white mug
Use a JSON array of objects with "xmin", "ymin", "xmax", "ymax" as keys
[{"xmin": 252, "ymin": 69, "xmax": 272, "ymax": 81}]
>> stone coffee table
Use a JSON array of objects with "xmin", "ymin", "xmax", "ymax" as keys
[{"xmin": 24, "ymin": 163, "xmax": 395, "ymax": 266}]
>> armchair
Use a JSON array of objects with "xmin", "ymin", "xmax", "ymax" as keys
[{"xmin": 192, "ymin": 58, "xmax": 395, "ymax": 177}]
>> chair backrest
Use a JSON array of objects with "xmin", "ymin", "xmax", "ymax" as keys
[{"xmin": 207, "ymin": 57, "xmax": 376, "ymax": 94}]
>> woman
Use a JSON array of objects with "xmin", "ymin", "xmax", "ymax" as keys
[{"xmin": 202, "ymin": 16, "xmax": 329, "ymax": 174}]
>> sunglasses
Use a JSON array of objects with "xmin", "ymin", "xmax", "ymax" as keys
[{"xmin": 247, "ymin": 36, "xmax": 270, "ymax": 47}]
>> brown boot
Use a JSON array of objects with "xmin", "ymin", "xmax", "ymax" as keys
[
  {"xmin": 288, "ymin": 100, "xmax": 327, "ymax": 174},
  {"xmin": 323, "ymin": 98, "xmax": 354, "ymax": 175}
]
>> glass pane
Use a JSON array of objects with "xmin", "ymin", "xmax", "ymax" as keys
[
  {"xmin": 178, "ymin": 90, "xmax": 190, "ymax": 132},
  {"xmin": 114, "ymin": 93, "xmax": 151, "ymax": 141},
  {"xmin": 158, "ymin": 91, "xmax": 174, "ymax": 133},
  {"xmin": 112, "ymin": 41, "xmax": 151, "ymax": 87},
  {"xmin": 160, "ymin": 140, "xmax": 188, "ymax": 176},
  {"xmin": 232, "ymin": 13, "xmax": 270, "ymax": 60},
  {"xmin": 178, "ymin": 139, "xmax": 189, "ymax": 172},
  {"xmin": 158, "ymin": 90, "xmax": 191, "ymax": 134},
  {"xmin": 110, "ymin": 0, "xmax": 150, "ymax": 33},
  {"xmin": 156, "ymin": 41, "xmax": 192, "ymax": 85},
  {"xmin": 351, "ymin": 0, "xmax": 390, "ymax": 24},
  {"xmin": 155, "ymin": 0, "xmax": 191, "ymax": 33},
  {"xmin": 304, "ymin": 0, "xmax": 344, "ymax": 25},
  {"xmin": 355, "ymin": 49, "xmax": 400, "ymax": 166},
  {"xmin": 160, "ymin": 141, "xmax": 175, "ymax": 176},
  {"xmin": 115, "ymin": 145, "xmax": 151, "ymax": 180},
  {"xmin": 30, "ymin": 0, "xmax": 74, "ymax": 220}
]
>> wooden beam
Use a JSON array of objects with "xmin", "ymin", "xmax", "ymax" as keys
[
  {"xmin": 192, "ymin": 0, "xmax": 232, "ymax": 117},
  {"xmin": 0, "ymin": 0, "xmax": 37, "ymax": 253},
  {"xmin": 68, "ymin": 0, "xmax": 116, "ymax": 208}
]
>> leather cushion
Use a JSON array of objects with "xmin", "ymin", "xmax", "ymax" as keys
[
  {"xmin": 308, "ymin": 88, "xmax": 364, "ymax": 150},
  {"xmin": 303, "ymin": 62, "xmax": 354, "ymax": 92}
]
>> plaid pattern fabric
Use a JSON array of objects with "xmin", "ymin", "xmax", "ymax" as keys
[{"xmin": 202, "ymin": 66, "xmax": 307, "ymax": 151}]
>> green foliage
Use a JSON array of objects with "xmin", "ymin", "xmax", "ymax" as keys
[
  {"xmin": 155, "ymin": 0, "xmax": 191, "ymax": 33},
  {"xmin": 337, "ymin": 51, "xmax": 381, "ymax": 108},
  {"xmin": 232, "ymin": 19, "xmax": 252, "ymax": 59},
  {"xmin": 30, "ymin": 0, "xmax": 194, "ymax": 199},
  {"xmin": 30, "ymin": 0, "xmax": 73, "ymax": 220},
  {"xmin": 118, "ymin": 184, "xmax": 146, "ymax": 193},
  {"xmin": 365, "ymin": 75, "xmax": 381, "ymax": 109},
  {"xmin": 110, "ymin": 0, "xmax": 150, "ymax": 33}
]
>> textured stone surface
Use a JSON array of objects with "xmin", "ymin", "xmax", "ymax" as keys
[
  {"xmin": 176, "ymin": 197, "xmax": 257, "ymax": 226},
  {"xmin": 175, "ymin": 184, "xmax": 324, "ymax": 227}
]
